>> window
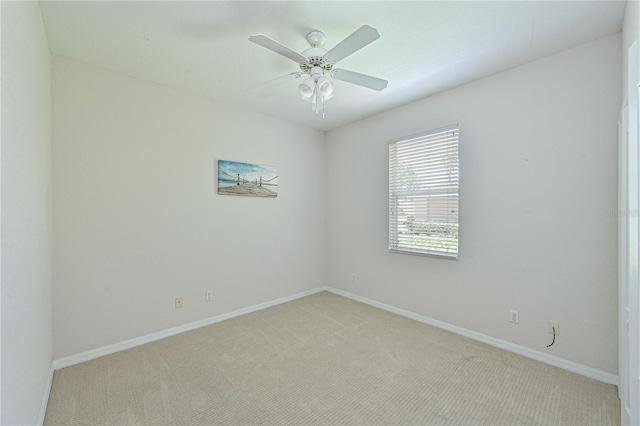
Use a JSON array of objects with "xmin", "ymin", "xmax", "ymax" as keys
[{"xmin": 388, "ymin": 125, "xmax": 459, "ymax": 259}]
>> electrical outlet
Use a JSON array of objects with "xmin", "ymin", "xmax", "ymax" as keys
[
  {"xmin": 548, "ymin": 321, "xmax": 559, "ymax": 335},
  {"xmin": 206, "ymin": 291, "xmax": 213, "ymax": 301},
  {"xmin": 175, "ymin": 297, "xmax": 183, "ymax": 308},
  {"xmin": 510, "ymin": 310, "xmax": 519, "ymax": 324},
  {"xmin": 352, "ymin": 273, "xmax": 357, "ymax": 282}
]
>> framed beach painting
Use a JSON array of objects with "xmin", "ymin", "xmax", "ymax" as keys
[{"xmin": 217, "ymin": 159, "xmax": 278, "ymax": 197}]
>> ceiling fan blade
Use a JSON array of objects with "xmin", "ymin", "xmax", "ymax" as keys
[
  {"xmin": 324, "ymin": 25, "xmax": 380, "ymax": 64},
  {"xmin": 248, "ymin": 72, "xmax": 303, "ymax": 93},
  {"xmin": 330, "ymin": 69, "xmax": 388, "ymax": 91},
  {"xmin": 248, "ymin": 34, "xmax": 307, "ymax": 64}
]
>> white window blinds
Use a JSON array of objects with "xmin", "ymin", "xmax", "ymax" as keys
[{"xmin": 389, "ymin": 125, "xmax": 459, "ymax": 259}]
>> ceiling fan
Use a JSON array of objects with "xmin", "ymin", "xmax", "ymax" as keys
[{"xmin": 248, "ymin": 25, "xmax": 388, "ymax": 117}]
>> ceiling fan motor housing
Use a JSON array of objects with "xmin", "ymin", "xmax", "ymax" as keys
[
  {"xmin": 299, "ymin": 57, "xmax": 333, "ymax": 73},
  {"xmin": 300, "ymin": 31, "xmax": 333, "ymax": 74}
]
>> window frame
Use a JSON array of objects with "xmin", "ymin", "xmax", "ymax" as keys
[{"xmin": 388, "ymin": 124, "xmax": 460, "ymax": 260}]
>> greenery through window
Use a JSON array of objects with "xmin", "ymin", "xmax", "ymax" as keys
[{"xmin": 388, "ymin": 125, "xmax": 459, "ymax": 259}]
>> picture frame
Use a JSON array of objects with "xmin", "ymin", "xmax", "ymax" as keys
[{"xmin": 217, "ymin": 159, "xmax": 278, "ymax": 197}]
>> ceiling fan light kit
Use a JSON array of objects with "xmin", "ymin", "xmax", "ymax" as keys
[
  {"xmin": 317, "ymin": 77, "xmax": 334, "ymax": 97},
  {"xmin": 249, "ymin": 25, "xmax": 388, "ymax": 118},
  {"xmin": 298, "ymin": 78, "xmax": 316, "ymax": 98}
]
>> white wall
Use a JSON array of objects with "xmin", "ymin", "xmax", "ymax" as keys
[
  {"xmin": 52, "ymin": 57, "xmax": 326, "ymax": 359},
  {"xmin": 326, "ymin": 34, "xmax": 621, "ymax": 375},
  {"xmin": 1, "ymin": 2, "xmax": 53, "ymax": 425},
  {"xmin": 623, "ymin": 0, "xmax": 639, "ymax": 98}
]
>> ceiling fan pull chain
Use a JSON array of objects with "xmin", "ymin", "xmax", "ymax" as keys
[{"xmin": 315, "ymin": 85, "xmax": 321, "ymax": 113}]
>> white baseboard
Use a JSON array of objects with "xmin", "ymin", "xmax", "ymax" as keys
[
  {"xmin": 38, "ymin": 362, "xmax": 54, "ymax": 425},
  {"xmin": 53, "ymin": 287, "xmax": 326, "ymax": 370},
  {"xmin": 52, "ymin": 285, "xmax": 618, "ymax": 386},
  {"xmin": 326, "ymin": 287, "xmax": 619, "ymax": 385}
]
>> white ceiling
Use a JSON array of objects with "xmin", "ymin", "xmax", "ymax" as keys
[{"xmin": 39, "ymin": 1, "xmax": 626, "ymax": 132}]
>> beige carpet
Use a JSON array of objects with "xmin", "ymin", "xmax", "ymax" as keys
[{"xmin": 44, "ymin": 291, "xmax": 620, "ymax": 425}]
